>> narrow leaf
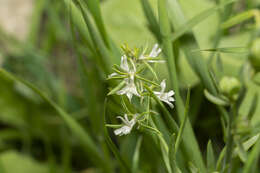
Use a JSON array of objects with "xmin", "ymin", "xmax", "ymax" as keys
[
  {"xmin": 207, "ymin": 140, "xmax": 215, "ymax": 171},
  {"xmin": 174, "ymin": 88, "xmax": 191, "ymax": 153},
  {"xmin": 221, "ymin": 10, "xmax": 258, "ymax": 29},
  {"xmin": 192, "ymin": 47, "xmax": 249, "ymax": 54},
  {"xmin": 204, "ymin": 89, "xmax": 229, "ymax": 106},
  {"xmin": 242, "ymin": 138, "xmax": 260, "ymax": 173},
  {"xmin": 132, "ymin": 136, "xmax": 143, "ymax": 173},
  {"xmin": 169, "ymin": 0, "xmax": 236, "ymax": 42},
  {"xmin": 0, "ymin": 69, "xmax": 106, "ymax": 169}
]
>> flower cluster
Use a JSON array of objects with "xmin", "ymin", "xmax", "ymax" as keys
[{"xmin": 107, "ymin": 44, "xmax": 175, "ymax": 136}]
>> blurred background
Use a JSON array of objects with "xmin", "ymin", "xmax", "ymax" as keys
[{"xmin": 0, "ymin": 0, "xmax": 260, "ymax": 173}]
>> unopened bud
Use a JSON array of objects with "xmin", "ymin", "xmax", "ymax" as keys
[{"xmin": 219, "ymin": 76, "xmax": 241, "ymax": 100}]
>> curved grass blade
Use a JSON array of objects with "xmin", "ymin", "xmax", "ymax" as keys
[
  {"xmin": 169, "ymin": 0, "xmax": 236, "ymax": 42},
  {"xmin": 140, "ymin": 0, "xmax": 161, "ymax": 42},
  {"xmin": 81, "ymin": 0, "xmax": 109, "ymax": 47},
  {"xmin": 207, "ymin": 140, "xmax": 215, "ymax": 172},
  {"xmin": 132, "ymin": 136, "xmax": 142, "ymax": 173},
  {"xmin": 75, "ymin": 0, "xmax": 111, "ymax": 73},
  {"xmin": 0, "ymin": 69, "xmax": 107, "ymax": 170},
  {"xmin": 158, "ymin": 0, "xmax": 206, "ymax": 171},
  {"xmin": 174, "ymin": 88, "xmax": 190, "ymax": 153},
  {"xmin": 221, "ymin": 9, "xmax": 259, "ymax": 29}
]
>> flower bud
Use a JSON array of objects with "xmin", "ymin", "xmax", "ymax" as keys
[
  {"xmin": 219, "ymin": 76, "xmax": 241, "ymax": 100},
  {"xmin": 249, "ymin": 38, "xmax": 260, "ymax": 71}
]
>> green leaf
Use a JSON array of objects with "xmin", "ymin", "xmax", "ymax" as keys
[
  {"xmin": 75, "ymin": 0, "xmax": 111, "ymax": 73},
  {"xmin": 192, "ymin": 47, "xmax": 249, "ymax": 54},
  {"xmin": 0, "ymin": 151, "xmax": 49, "ymax": 173},
  {"xmin": 82, "ymin": 0, "xmax": 109, "ymax": 46},
  {"xmin": 169, "ymin": 0, "xmax": 236, "ymax": 42},
  {"xmin": 221, "ymin": 10, "xmax": 259, "ymax": 29},
  {"xmin": 169, "ymin": 134, "xmax": 181, "ymax": 173},
  {"xmin": 242, "ymin": 137, "xmax": 260, "ymax": 173},
  {"xmin": 188, "ymin": 162, "xmax": 199, "ymax": 173},
  {"xmin": 234, "ymin": 133, "xmax": 260, "ymax": 156},
  {"xmin": 234, "ymin": 138, "xmax": 247, "ymax": 163},
  {"xmin": 216, "ymin": 133, "xmax": 260, "ymax": 170},
  {"xmin": 140, "ymin": 0, "xmax": 161, "ymax": 42},
  {"xmin": 159, "ymin": 135, "xmax": 172, "ymax": 173},
  {"xmin": 207, "ymin": 140, "xmax": 215, "ymax": 172},
  {"xmin": 132, "ymin": 136, "xmax": 142, "ymax": 172},
  {"xmin": 174, "ymin": 88, "xmax": 190, "ymax": 153},
  {"xmin": 204, "ymin": 89, "xmax": 229, "ymax": 106},
  {"xmin": 158, "ymin": 1, "xmax": 206, "ymax": 171},
  {"xmin": 0, "ymin": 69, "xmax": 107, "ymax": 170},
  {"xmin": 247, "ymin": 93, "xmax": 258, "ymax": 120}
]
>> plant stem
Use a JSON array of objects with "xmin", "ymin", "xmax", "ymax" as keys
[
  {"xmin": 222, "ymin": 104, "xmax": 236, "ymax": 173},
  {"xmin": 158, "ymin": 0, "xmax": 206, "ymax": 172}
]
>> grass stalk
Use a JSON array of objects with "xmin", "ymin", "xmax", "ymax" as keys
[{"xmin": 158, "ymin": 0, "xmax": 206, "ymax": 171}]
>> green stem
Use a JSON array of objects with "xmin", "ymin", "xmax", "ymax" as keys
[
  {"xmin": 222, "ymin": 104, "xmax": 236, "ymax": 173},
  {"xmin": 158, "ymin": 0, "xmax": 206, "ymax": 172}
]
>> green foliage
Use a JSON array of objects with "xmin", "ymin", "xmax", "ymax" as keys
[{"xmin": 0, "ymin": 0, "xmax": 259, "ymax": 172}]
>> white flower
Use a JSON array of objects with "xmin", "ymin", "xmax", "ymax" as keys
[
  {"xmin": 108, "ymin": 55, "xmax": 130, "ymax": 78},
  {"xmin": 109, "ymin": 55, "xmax": 139, "ymax": 101},
  {"xmin": 114, "ymin": 114, "xmax": 137, "ymax": 136},
  {"xmin": 117, "ymin": 78, "xmax": 140, "ymax": 101},
  {"xmin": 149, "ymin": 43, "xmax": 162, "ymax": 58},
  {"xmin": 139, "ymin": 44, "xmax": 164, "ymax": 63},
  {"xmin": 154, "ymin": 80, "xmax": 175, "ymax": 108}
]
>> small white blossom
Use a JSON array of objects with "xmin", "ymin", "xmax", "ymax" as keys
[
  {"xmin": 117, "ymin": 78, "xmax": 140, "ymax": 101},
  {"xmin": 108, "ymin": 55, "xmax": 130, "ymax": 78},
  {"xmin": 109, "ymin": 55, "xmax": 139, "ymax": 101},
  {"xmin": 139, "ymin": 44, "xmax": 164, "ymax": 63},
  {"xmin": 154, "ymin": 80, "xmax": 175, "ymax": 108},
  {"xmin": 149, "ymin": 43, "xmax": 162, "ymax": 58},
  {"xmin": 114, "ymin": 114, "xmax": 137, "ymax": 136},
  {"xmin": 120, "ymin": 55, "xmax": 130, "ymax": 72}
]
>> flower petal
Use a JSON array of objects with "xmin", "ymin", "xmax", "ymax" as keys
[{"xmin": 120, "ymin": 55, "xmax": 129, "ymax": 72}]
